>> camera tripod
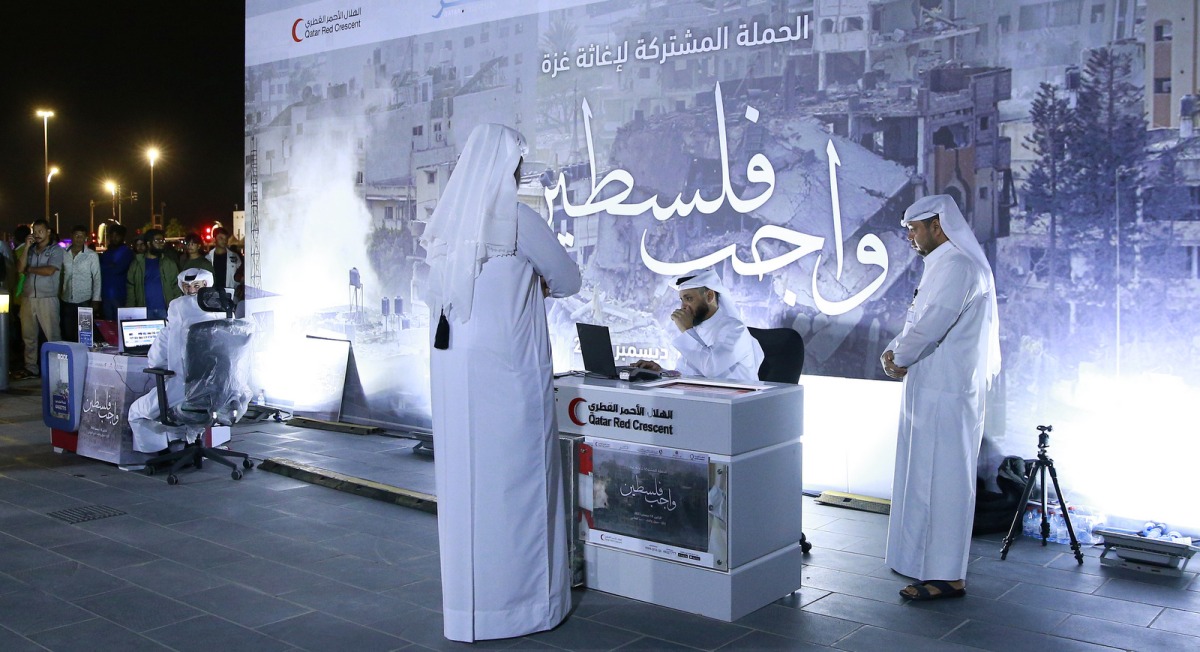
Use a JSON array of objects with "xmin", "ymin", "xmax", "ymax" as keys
[{"xmin": 1000, "ymin": 425, "xmax": 1084, "ymax": 564}]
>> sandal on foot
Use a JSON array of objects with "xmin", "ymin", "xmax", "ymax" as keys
[{"xmin": 900, "ymin": 580, "xmax": 966, "ymax": 601}]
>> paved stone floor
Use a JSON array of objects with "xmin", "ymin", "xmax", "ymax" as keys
[{"xmin": 1, "ymin": 378, "xmax": 1197, "ymax": 651}]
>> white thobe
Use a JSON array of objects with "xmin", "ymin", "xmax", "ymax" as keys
[
  {"xmin": 885, "ymin": 242, "xmax": 994, "ymax": 581},
  {"xmin": 129, "ymin": 296, "xmax": 220, "ymax": 452},
  {"xmin": 429, "ymin": 203, "xmax": 581, "ymax": 642},
  {"xmin": 672, "ymin": 307, "xmax": 764, "ymax": 382}
]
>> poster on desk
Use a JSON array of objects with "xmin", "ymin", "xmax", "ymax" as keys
[
  {"xmin": 76, "ymin": 355, "xmax": 155, "ymax": 465},
  {"xmin": 586, "ymin": 437, "xmax": 715, "ymax": 568}
]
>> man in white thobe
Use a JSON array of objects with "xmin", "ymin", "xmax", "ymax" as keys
[
  {"xmin": 422, "ymin": 124, "xmax": 581, "ymax": 642},
  {"xmin": 881, "ymin": 194, "xmax": 1001, "ymax": 600},
  {"xmin": 633, "ymin": 269, "xmax": 763, "ymax": 382},
  {"xmin": 129, "ymin": 269, "xmax": 221, "ymax": 453}
]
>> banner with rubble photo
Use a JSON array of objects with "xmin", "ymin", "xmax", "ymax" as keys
[{"xmin": 243, "ymin": 0, "xmax": 1200, "ymax": 531}]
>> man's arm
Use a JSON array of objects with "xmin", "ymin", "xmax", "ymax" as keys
[
  {"xmin": 88, "ymin": 253, "xmax": 103, "ymax": 303},
  {"xmin": 26, "ymin": 247, "xmax": 63, "ymax": 277},
  {"xmin": 891, "ymin": 259, "xmax": 978, "ymax": 369},
  {"xmin": 672, "ymin": 319, "xmax": 755, "ymax": 379},
  {"xmin": 516, "ymin": 204, "xmax": 581, "ymax": 298}
]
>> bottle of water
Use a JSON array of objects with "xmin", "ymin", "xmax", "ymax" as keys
[
  {"xmin": 1142, "ymin": 522, "xmax": 1164, "ymax": 539},
  {"xmin": 254, "ymin": 389, "xmax": 265, "ymax": 406},
  {"xmin": 1049, "ymin": 512, "xmax": 1066, "ymax": 544},
  {"xmin": 1023, "ymin": 506, "xmax": 1041, "ymax": 538}
]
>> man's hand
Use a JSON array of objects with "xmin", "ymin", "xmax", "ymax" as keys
[
  {"xmin": 670, "ymin": 308, "xmax": 695, "ymax": 333},
  {"xmin": 881, "ymin": 350, "xmax": 907, "ymax": 379},
  {"xmin": 632, "ymin": 360, "xmax": 662, "ymax": 372},
  {"xmin": 540, "ymin": 277, "xmax": 550, "ymax": 298}
]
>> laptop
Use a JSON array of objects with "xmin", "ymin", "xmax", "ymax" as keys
[
  {"xmin": 119, "ymin": 318, "xmax": 167, "ymax": 356},
  {"xmin": 576, "ymin": 323, "xmax": 660, "ymax": 381}
]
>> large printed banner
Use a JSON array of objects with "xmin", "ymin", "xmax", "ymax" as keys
[{"xmin": 246, "ymin": 0, "xmax": 1200, "ymax": 527}]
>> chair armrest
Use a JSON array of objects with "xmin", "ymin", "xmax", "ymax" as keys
[{"xmin": 143, "ymin": 367, "xmax": 176, "ymax": 378}]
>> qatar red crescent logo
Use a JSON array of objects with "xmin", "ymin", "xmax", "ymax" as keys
[
  {"xmin": 568, "ymin": 397, "xmax": 586, "ymax": 427},
  {"xmin": 291, "ymin": 18, "xmax": 304, "ymax": 42}
]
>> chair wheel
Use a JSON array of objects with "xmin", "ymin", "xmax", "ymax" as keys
[
  {"xmin": 167, "ymin": 475, "xmax": 180, "ymax": 485},
  {"xmin": 143, "ymin": 465, "xmax": 156, "ymax": 476},
  {"xmin": 801, "ymin": 540, "xmax": 812, "ymax": 553},
  {"xmin": 242, "ymin": 459, "xmax": 253, "ymax": 469},
  {"xmin": 231, "ymin": 470, "xmax": 243, "ymax": 480}
]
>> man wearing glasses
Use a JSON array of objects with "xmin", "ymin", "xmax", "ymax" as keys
[{"xmin": 125, "ymin": 229, "xmax": 181, "ymax": 319}]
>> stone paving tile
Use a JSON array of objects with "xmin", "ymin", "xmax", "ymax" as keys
[
  {"xmin": 801, "ymin": 593, "xmax": 965, "ymax": 639},
  {"xmin": 1053, "ymin": 613, "xmax": 1200, "ymax": 650},
  {"xmin": 10, "ymin": 560, "xmax": 130, "ymax": 600},
  {"xmin": 27, "ymin": 617, "xmax": 173, "ymax": 652},
  {"xmin": 831, "ymin": 625, "xmax": 979, "ymax": 652},
  {"xmin": 144, "ymin": 615, "xmax": 296, "ymax": 652},
  {"xmin": 940, "ymin": 620, "xmax": 1117, "ymax": 652},
  {"xmin": 588, "ymin": 603, "xmax": 753, "ymax": 650},
  {"xmin": 998, "ymin": 582, "xmax": 1163, "ymax": 626},
  {"xmin": 256, "ymin": 611, "xmax": 411, "ymax": 652},
  {"xmin": 73, "ymin": 585, "xmax": 205, "ymax": 632}
]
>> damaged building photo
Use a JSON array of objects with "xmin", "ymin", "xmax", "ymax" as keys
[{"xmin": 242, "ymin": 0, "xmax": 1200, "ymax": 519}]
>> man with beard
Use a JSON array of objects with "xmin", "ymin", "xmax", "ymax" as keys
[
  {"xmin": 633, "ymin": 268, "xmax": 763, "ymax": 382},
  {"xmin": 14, "ymin": 219, "xmax": 63, "ymax": 378},
  {"xmin": 880, "ymin": 194, "xmax": 1001, "ymax": 601},
  {"xmin": 126, "ymin": 229, "xmax": 181, "ymax": 320}
]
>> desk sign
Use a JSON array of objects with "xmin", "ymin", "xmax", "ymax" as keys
[{"xmin": 78, "ymin": 307, "xmax": 94, "ymax": 348}]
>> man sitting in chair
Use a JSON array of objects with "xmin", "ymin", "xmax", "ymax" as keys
[
  {"xmin": 632, "ymin": 268, "xmax": 763, "ymax": 382},
  {"xmin": 128, "ymin": 269, "xmax": 223, "ymax": 453}
]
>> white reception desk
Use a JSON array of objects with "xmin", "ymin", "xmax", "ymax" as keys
[{"xmin": 554, "ymin": 374, "xmax": 803, "ymax": 621}]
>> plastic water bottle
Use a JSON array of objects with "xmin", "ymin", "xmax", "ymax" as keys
[
  {"xmin": 1142, "ymin": 522, "xmax": 1164, "ymax": 539},
  {"xmin": 1022, "ymin": 507, "xmax": 1038, "ymax": 537},
  {"xmin": 1049, "ymin": 512, "xmax": 1066, "ymax": 544},
  {"xmin": 254, "ymin": 389, "xmax": 265, "ymax": 406}
]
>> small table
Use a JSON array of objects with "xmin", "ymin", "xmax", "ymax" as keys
[{"xmin": 73, "ymin": 350, "xmax": 156, "ymax": 468}]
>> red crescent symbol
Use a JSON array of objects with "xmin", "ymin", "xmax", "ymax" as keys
[
  {"xmin": 568, "ymin": 397, "xmax": 586, "ymax": 427},
  {"xmin": 291, "ymin": 18, "xmax": 303, "ymax": 43}
]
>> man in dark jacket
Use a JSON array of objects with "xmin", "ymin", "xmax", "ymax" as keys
[{"xmin": 126, "ymin": 229, "xmax": 181, "ymax": 319}]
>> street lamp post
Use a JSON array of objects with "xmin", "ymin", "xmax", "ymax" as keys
[
  {"xmin": 47, "ymin": 166, "xmax": 59, "ymax": 232},
  {"xmin": 36, "ymin": 109, "xmax": 53, "ymax": 220},
  {"xmin": 104, "ymin": 180, "xmax": 117, "ymax": 218},
  {"xmin": 146, "ymin": 148, "xmax": 159, "ymax": 227}
]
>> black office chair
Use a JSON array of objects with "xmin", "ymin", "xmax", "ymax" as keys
[
  {"xmin": 143, "ymin": 288, "xmax": 255, "ymax": 485},
  {"xmin": 748, "ymin": 327, "xmax": 811, "ymax": 553}
]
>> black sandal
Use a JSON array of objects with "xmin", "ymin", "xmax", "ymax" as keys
[{"xmin": 900, "ymin": 580, "xmax": 966, "ymax": 601}]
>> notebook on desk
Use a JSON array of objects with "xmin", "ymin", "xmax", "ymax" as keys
[
  {"xmin": 576, "ymin": 322, "xmax": 661, "ymax": 381},
  {"xmin": 119, "ymin": 319, "xmax": 167, "ymax": 356}
]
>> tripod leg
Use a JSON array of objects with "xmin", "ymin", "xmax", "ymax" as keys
[
  {"xmin": 1039, "ymin": 464, "xmax": 1051, "ymax": 546},
  {"xmin": 1046, "ymin": 463, "xmax": 1084, "ymax": 565},
  {"xmin": 1001, "ymin": 460, "xmax": 1041, "ymax": 560}
]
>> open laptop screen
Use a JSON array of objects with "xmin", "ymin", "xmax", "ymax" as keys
[
  {"xmin": 576, "ymin": 323, "xmax": 620, "ymax": 379},
  {"xmin": 120, "ymin": 319, "xmax": 167, "ymax": 354}
]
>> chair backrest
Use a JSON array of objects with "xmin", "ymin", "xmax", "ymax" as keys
[
  {"xmin": 179, "ymin": 319, "xmax": 255, "ymax": 424},
  {"xmin": 748, "ymin": 327, "xmax": 804, "ymax": 384}
]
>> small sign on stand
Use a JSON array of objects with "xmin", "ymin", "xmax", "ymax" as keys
[{"xmin": 78, "ymin": 307, "xmax": 94, "ymax": 348}]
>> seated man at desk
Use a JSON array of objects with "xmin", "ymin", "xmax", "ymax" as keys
[
  {"xmin": 633, "ymin": 269, "xmax": 763, "ymax": 383},
  {"xmin": 128, "ymin": 269, "xmax": 221, "ymax": 453}
]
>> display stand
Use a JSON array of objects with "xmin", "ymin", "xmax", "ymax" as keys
[{"xmin": 555, "ymin": 375, "xmax": 803, "ymax": 622}]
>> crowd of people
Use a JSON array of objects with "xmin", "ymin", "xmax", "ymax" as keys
[{"xmin": 0, "ymin": 221, "xmax": 244, "ymax": 380}]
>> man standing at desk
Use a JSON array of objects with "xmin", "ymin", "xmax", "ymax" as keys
[
  {"xmin": 880, "ymin": 195, "xmax": 1001, "ymax": 601},
  {"xmin": 423, "ymin": 123, "xmax": 580, "ymax": 642},
  {"xmin": 633, "ymin": 268, "xmax": 763, "ymax": 382}
]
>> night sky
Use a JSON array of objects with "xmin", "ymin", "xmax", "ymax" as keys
[{"xmin": 0, "ymin": 2, "xmax": 245, "ymax": 238}]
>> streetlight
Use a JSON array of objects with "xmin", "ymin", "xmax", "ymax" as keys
[
  {"xmin": 47, "ymin": 166, "xmax": 59, "ymax": 232},
  {"xmin": 146, "ymin": 147, "xmax": 159, "ymax": 226},
  {"xmin": 36, "ymin": 109, "xmax": 53, "ymax": 220},
  {"xmin": 104, "ymin": 180, "xmax": 117, "ymax": 218}
]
